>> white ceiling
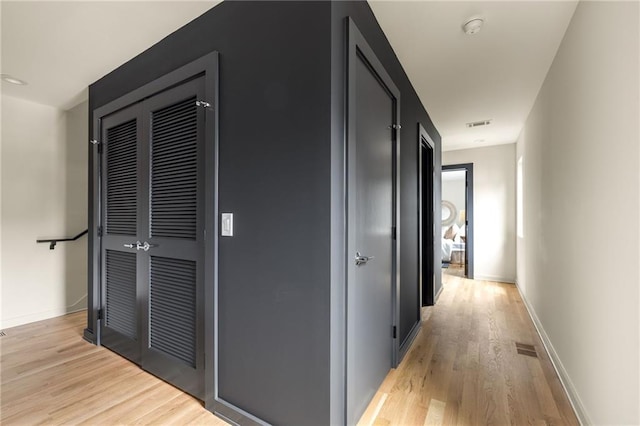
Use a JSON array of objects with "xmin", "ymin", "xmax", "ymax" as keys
[
  {"xmin": 1, "ymin": 1, "xmax": 577, "ymax": 152},
  {"xmin": 1, "ymin": 1, "xmax": 220, "ymax": 110},
  {"xmin": 369, "ymin": 0, "xmax": 577, "ymax": 151}
]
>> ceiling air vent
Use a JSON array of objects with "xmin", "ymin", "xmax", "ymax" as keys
[{"xmin": 466, "ymin": 119, "xmax": 492, "ymax": 128}]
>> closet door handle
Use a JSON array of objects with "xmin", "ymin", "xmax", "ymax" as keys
[
  {"xmin": 138, "ymin": 241, "xmax": 157, "ymax": 252},
  {"xmin": 123, "ymin": 241, "xmax": 157, "ymax": 251}
]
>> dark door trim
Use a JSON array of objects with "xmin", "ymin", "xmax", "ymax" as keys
[
  {"xmin": 87, "ymin": 51, "xmax": 219, "ymax": 406},
  {"xmin": 418, "ymin": 124, "xmax": 435, "ymax": 307},
  {"xmin": 442, "ymin": 163, "xmax": 474, "ymax": 279},
  {"xmin": 345, "ymin": 17, "xmax": 401, "ymax": 425}
]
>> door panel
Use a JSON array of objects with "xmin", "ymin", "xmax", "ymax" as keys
[
  {"xmin": 100, "ymin": 105, "xmax": 143, "ymax": 364},
  {"xmin": 140, "ymin": 77, "xmax": 205, "ymax": 399},
  {"xmin": 149, "ymin": 256, "xmax": 197, "ymax": 366},
  {"xmin": 347, "ymin": 53, "xmax": 394, "ymax": 423},
  {"xmin": 149, "ymin": 96, "xmax": 199, "ymax": 240},
  {"xmin": 104, "ymin": 250, "xmax": 137, "ymax": 339}
]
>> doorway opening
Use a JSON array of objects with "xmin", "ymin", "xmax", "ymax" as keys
[
  {"xmin": 418, "ymin": 125, "xmax": 435, "ymax": 306},
  {"xmin": 442, "ymin": 164, "xmax": 474, "ymax": 279}
]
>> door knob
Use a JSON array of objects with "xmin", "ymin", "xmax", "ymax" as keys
[
  {"xmin": 123, "ymin": 241, "xmax": 157, "ymax": 251},
  {"xmin": 138, "ymin": 241, "xmax": 157, "ymax": 252},
  {"xmin": 355, "ymin": 251, "xmax": 374, "ymax": 266}
]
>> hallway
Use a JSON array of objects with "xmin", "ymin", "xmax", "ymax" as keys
[
  {"xmin": 358, "ymin": 272, "xmax": 579, "ymax": 425},
  {"xmin": 1, "ymin": 271, "xmax": 581, "ymax": 425}
]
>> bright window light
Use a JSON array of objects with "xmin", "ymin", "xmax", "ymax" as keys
[{"xmin": 517, "ymin": 156, "xmax": 524, "ymax": 238}]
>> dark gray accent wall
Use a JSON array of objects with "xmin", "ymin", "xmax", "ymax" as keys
[
  {"xmin": 89, "ymin": 2, "xmax": 331, "ymax": 425},
  {"xmin": 89, "ymin": 1, "xmax": 441, "ymax": 424},
  {"xmin": 330, "ymin": 1, "xmax": 442, "ymax": 362}
]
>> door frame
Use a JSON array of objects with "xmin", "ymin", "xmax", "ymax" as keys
[
  {"xmin": 86, "ymin": 51, "xmax": 219, "ymax": 405},
  {"xmin": 418, "ymin": 124, "xmax": 436, "ymax": 307},
  {"xmin": 442, "ymin": 163, "xmax": 474, "ymax": 279},
  {"xmin": 345, "ymin": 17, "xmax": 401, "ymax": 423}
]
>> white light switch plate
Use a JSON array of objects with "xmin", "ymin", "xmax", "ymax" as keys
[{"xmin": 221, "ymin": 213, "xmax": 233, "ymax": 236}]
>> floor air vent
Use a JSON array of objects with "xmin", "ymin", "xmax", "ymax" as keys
[{"xmin": 515, "ymin": 342, "xmax": 538, "ymax": 358}]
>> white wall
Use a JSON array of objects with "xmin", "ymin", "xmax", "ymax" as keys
[
  {"xmin": 0, "ymin": 4, "xmax": 4, "ymax": 320},
  {"xmin": 516, "ymin": 2, "xmax": 639, "ymax": 424},
  {"xmin": 1, "ymin": 95, "xmax": 87, "ymax": 329},
  {"xmin": 443, "ymin": 144, "xmax": 516, "ymax": 283},
  {"xmin": 442, "ymin": 172, "xmax": 465, "ymax": 227}
]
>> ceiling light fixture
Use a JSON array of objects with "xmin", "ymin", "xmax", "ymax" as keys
[
  {"xmin": 462, "ymin": 18, "xmax": 484, "ymax": 35},
  {"xmin": 474, "ymin": 139, "xmax": 485, "ymax": 143},
  {"xmin": 1, "ymin": 74, "xmax": 28, "ymax": 85}
]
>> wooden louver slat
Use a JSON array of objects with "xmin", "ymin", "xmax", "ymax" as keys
[
  {"xmin": 105, "ymin": 250, "xmax": 137, "ymax": 339},
  {"xmin": 149, "ymin": 256, "xmax": 196, "ymax": 367},
  {"xmin": 150, "ymin": 97, "xmax": 198, "ymax": 240},
  {"xmin": 106, "ymin": 119, "xmax": 137, "ymax": 236}
]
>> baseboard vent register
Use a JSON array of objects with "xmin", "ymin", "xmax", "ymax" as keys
[{"xmin": 515, "ymin": 342, "xmax": 538, "ymax": 358}]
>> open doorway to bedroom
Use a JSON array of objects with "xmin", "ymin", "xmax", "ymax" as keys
[{"xmin": 442, "ymin": 164, "xmax": 474, "ymax": 279}]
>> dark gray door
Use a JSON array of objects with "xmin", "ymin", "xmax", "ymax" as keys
[
  {"xmin": 347, "ymin": 54, "xmax": 395, "ymax": 423},
  {"xmin": 100, "ymin": 104, "xmax": 144, "ymax": 365},
  {"xmin": 100, "ymin": 77, "xmax": 205, "ymax": 399},
  {"xmin": 140, "ymin": 79, "xmax": 205, "ymax": 398}
]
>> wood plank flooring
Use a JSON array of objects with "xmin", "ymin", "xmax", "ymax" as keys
[
  {"xmin": 1, "ymin": 271, "xmax": 578, "ymax": 425},
  {"xmin": 0, "ymin": 312, "xmax": 227, "ymax": 425},
  {"xmin": 357, "ymin": 271, "xmax": 579, "ymax": 426}
]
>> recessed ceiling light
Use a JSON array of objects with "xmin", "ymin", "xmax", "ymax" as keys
[
  {"xmin": 463, "ymin": 18, "xmax": 484, "ymax": 35},
  {"xmin": 1, "ymin": 74, "xmax": 28, "ymax": 85},
  {"xmin": 474, "ymin": 139, "xmax": 485, "ymax": 143}
]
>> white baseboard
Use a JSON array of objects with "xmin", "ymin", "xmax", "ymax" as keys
[
  {"xmin": 1, "ymin": 294, "xmax": 87, "ymax": 330},
  {"xmin": 473, "ymin": 274, "xmax": 516, "ymax": 284},
  {"xmin": 514, "ymin": 283, "xmax": 591, "ymax": 426}
]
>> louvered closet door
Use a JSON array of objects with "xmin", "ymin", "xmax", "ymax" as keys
[
  {"xmin": 139, "ymin": 77, "xmax": 206, "ymax": 399},
  {"xmin": 100, "ymin": 104, "xmax": 144, "ymax": 364}
]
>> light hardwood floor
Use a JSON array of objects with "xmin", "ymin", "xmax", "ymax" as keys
[
  {"xmin": 1, "ymin": 272, "xmax": 578, "ymax": 425},
  {"xmin": 443, "ymin": 263, "xmax": 466, "ymax": 278},
  {"xmin": 0, "ymin": 312, "xmax": 227, "ymax": 425},
  {"xmin": 357, "ymin": 271, "xmax": 579, "ymax": 426}
]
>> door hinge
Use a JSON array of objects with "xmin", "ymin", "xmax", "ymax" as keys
[
  {"xmin": 392, "ymin": 226, "xmax": 397, "ymax": 240},
  {"xmin": 90, "ymin": 139, "xmax": 103, "ymax": 153},
  {"xmin": 388, "ymin": 124, "xmax": 402, "ymax": 138},
  {"xmin": 98, "ymin": 308, "xmax": 104, "ymax": 320},
  {"xmin": 393, "ymin": 325, "xmax": 397, "ymax": 339},
  {"xmin": 97, "ymin": 226, "xmax": 103, "ymax": 237},
  {"xmin": 195, "ymin": 100, "xmax": 212, "ymax": 109}
]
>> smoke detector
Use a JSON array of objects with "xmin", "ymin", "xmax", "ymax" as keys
[{"xmin": 463, "ymin": 18, "xmax": 484, "ymax": 35}]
